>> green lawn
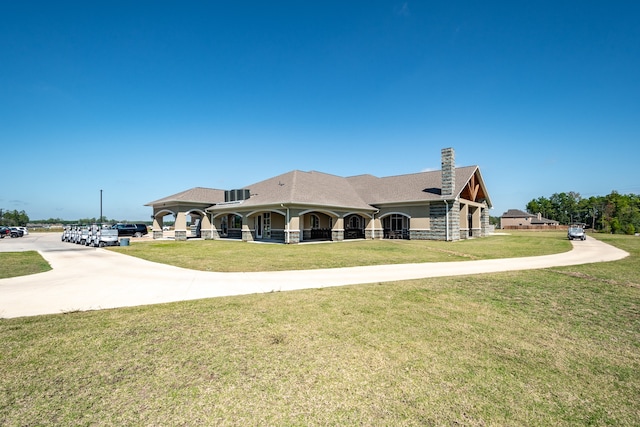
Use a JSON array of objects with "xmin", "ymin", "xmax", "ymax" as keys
[
  {"xmin": 1, "ymin": 233, "xmax": 639, "ymax": 425},
  {"xmin": 108, "ymin": 230, "xmax": 571, "ymax": 271},
  {"xmin": 0, "ymin": 250, "xmax": 51, "ymax": 279}
]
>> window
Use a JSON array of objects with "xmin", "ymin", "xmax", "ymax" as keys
[
  {"xmin": 347, "ymin": 215, "xmax": 361, "ymax": 229},
  {"xmin": 385, "ymin": 214, "xmax": 408, "ymax": 231},
  {"xmin": 231, "ymin": 214, "xmax": 242, "ymax": 229},
  {"xmin": 310, "ymin": 214, "xmax": 320, "ymax": 229}
]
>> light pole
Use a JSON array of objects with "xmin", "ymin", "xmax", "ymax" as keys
[{"xmin": 100, "ymin": 189, "xmax": 103, "ymax": 226}]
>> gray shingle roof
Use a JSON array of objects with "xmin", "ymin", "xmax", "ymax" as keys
[
  {"xmin": 501, "ymin": 209, "xmax": 533, "ymax": 218},
  {"xmin": 145, "ymin": 187, "xmax": 225, "ymax": 206},
  {"xmin": 347, "ymin": 166, "xmax": 480, "ymax": 204},
  {"xmin": 210, "ymin": 170, "xmax": 374, "ymax": 211},
  {"xmin": 208, "ymin": 165, "xmax": 489, "ymax": 212}
]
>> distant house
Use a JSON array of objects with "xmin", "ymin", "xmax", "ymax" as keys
[
  {"xmin": 500, "ymin": 209, "xmax": 559, "ymax": 229},
  {"xmin": 146, "ymin": 148, "xmax": 493, "ymax": 243}
]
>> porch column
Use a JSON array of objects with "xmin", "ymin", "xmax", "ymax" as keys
[
  {"xmin": 289, "ymin": 214, "xmax": 300, "ymax": 244},
  {"xmin": 210, "ymin": 214, "xmax": 221, "ymax": 240},
  {"xmin": 175, "ymin": 211, "xmax": 187, "ymax": 241},
  {"xmin": 201, "ymin": 214, "xmax": 212, "ymax": 239},
  {"xmin": 332, "ymin": 217, "xmax": 344, "ymax": 242},
  {"xmin": 459, "ymin": 203, "xmax": 469, "ymax": 239},
  {"xmin": 242, "ymin": 216, "xmax": 253, "ymax": 242},
  {"xmin": 450, "ymin": 199, "xmax": 461, "ymax": 241},
  {"xmin": 152, "ymin": 215, "xmax": 163, "ymax": 240},
  {"xmin": 365, "ymin": 215, "xmax": 382, "ymax": 240},
  {"xmin": 481, "ymin": 203, "xmax": 490, "ymax": 236}
]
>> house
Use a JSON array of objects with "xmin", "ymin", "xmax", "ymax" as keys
[
  {"xmin": 500, "ymin": 209, "xmax": 559, "ymax": 229},
  {"xmin": 146, "ymin": 148, "xmax": 492, "ymax": 243}
]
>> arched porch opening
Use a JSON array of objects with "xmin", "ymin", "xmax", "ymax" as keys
[
  {"xmin": 152, "ymin": 209, "xmax": 175, "ymax": 239},
  {"xmin": 459, "ymin": 202, "xmax": 481, "ymax": 239},
  {"xmin": 300, "ymin": 210, "xmax": 335, "ymax": 242},
  {"xmin": 246, "ymin": 210, "xmax": 287, "ymax": 242},
  {"xmin": 382, "ymin": 213, "xmax": 411, "ymax": 239},
  {"xmin": 344, "ymin": 213, "xmax": 366, "ymax": 239},
  {"xmin": 214, "ymin": 213, "xmax": 244, "ymax": 240},
  {"xmin": 184, "ymin": 209, "xmax": 208, "ymax": 238}
]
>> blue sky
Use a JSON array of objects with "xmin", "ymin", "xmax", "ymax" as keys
[{"xmin": 1, "ymin": 1, "xmax": 639, "ymax": 221}]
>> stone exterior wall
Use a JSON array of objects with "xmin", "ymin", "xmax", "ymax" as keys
[
  {"xmin": 428, "ymin": 201, "xmax": 461, "ymax": 241},
  {"xmin": 332, "ymin": 229, "xmax": 344, "ymax": 242},
  {"xmin": 481, "ymin": 206, "xmax": 490, "ymax": 237},
  {"xmin": 409, "ymin": 230, "xmax": 430, "ymax": 240},
  {"xmin": 441, "ymin": 148, "xmax": 455, "ymax": 197},
  {"xmin": 365, "ymin": 228, "xmax": 384, "ymax": 240},
  {"xmin": 449, "ymin": 200, "xmax": 460, "ymax": 241},
  {"xmin": 428, "ymin": 203, "xmax": 447, "ymax": 240}
]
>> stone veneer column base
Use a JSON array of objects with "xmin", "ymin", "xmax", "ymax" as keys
[
  {"xmin": 174, "ymin": 230, "xmax": 187, "ymax": 241},
  {"xmin": 288, "ymin": 230, "xmax": 300, "ymax": 244},
  {"xmin": 153, "ymin": 230, "xmax": 163, "ymax": 240},
  {"xmin": 410, "ymin": 230, "xmax": 430, "ymax": 240},
  {"xmin": 201, "ymin": 229, "xmax": 213, "ymax": 240}
]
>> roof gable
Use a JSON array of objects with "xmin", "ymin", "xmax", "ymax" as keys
[{"xmin": 347, "ymin": 166, "xmax": 491, "ymax": 207}]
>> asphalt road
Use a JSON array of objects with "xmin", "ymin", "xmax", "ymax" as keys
[{"xmin": 0, "ymin": 232, "xmax": 629, "ymax": 319}]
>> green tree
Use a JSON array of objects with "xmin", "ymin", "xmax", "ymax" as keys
[{"xmin": 0, "ymin": 209, "xmax": 29, "ymax": 226}]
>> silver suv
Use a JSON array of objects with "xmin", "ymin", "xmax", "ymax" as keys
[{"xmin": 567, "ymin": 226, "xmax": 586, "ymax": 240}]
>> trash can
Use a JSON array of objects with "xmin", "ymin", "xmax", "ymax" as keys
[{"xmin": 120, "ymin": 238, "xmax": 130, "ymax": 246}]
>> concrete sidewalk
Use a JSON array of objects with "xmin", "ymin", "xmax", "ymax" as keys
[{"xmin": 0, "ymin": 233, "xmax": 629, "ymax": 318}]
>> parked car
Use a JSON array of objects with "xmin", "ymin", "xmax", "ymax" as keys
[
  {"xmin": 0, "ymin": 226, "xmax": 11, "ymax": 238},
  {"xmin": 14, "ymin": 226, "xmax": 28, "ymax": 235},
  {"xmin": 567, "ymin": 226, "xmax": 586, "ymax": 240},
  {"xmin": 9, "ymin": 227, "xmax": 24, "ymax": 238},
  {"xmin": 111, "ymin": 223, "xmax": 148, "ymax": 237}
]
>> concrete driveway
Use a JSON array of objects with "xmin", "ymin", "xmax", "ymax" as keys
[{"xmin": 0, "ymin": 233, "xmax": 629, "ymax": 319}]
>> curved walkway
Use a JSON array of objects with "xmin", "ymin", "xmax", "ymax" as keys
[{"xmin": 0, "ymin": 233, "xmax": 629, "ymax": 318}]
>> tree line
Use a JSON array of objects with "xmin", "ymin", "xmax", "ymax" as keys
[
  {"xmin": 0, "ymin": 209, "xmax": 30, "ymax": 227},
  {"xmin": 0, "ymin": 210, "xmax": 153, "ymax": 227},
  {"xmin": 29, "ymin": 217, "xmax": 152, "ymax": 226},
  {"xmin": 526, "ymin": 191, "xmax": 640, "ymax": 234}
]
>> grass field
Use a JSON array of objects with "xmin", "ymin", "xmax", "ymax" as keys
[
  {"xmin": 1, "ymin": 232, "xmax": 638, "ymax": 425},
  {"xmin": 0, "ymin": 250, "xmax": 51, "ymax": 279},
  {"xmin": 108, "ymin": 231, "xmax": 571, "ymax": 271}
]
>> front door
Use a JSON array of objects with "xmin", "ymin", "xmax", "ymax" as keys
[
  {"xmin": 256, "ymin": 215, "xmax": 263, "ymax": 239},
  {"xmin": 264, "ymin": 212, "xmax": 271, "ymax": 239}
]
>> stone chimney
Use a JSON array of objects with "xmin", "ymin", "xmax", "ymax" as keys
[{"xmin": 441, "ymin": 147, "xmax": 455, "ymax": 197}]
